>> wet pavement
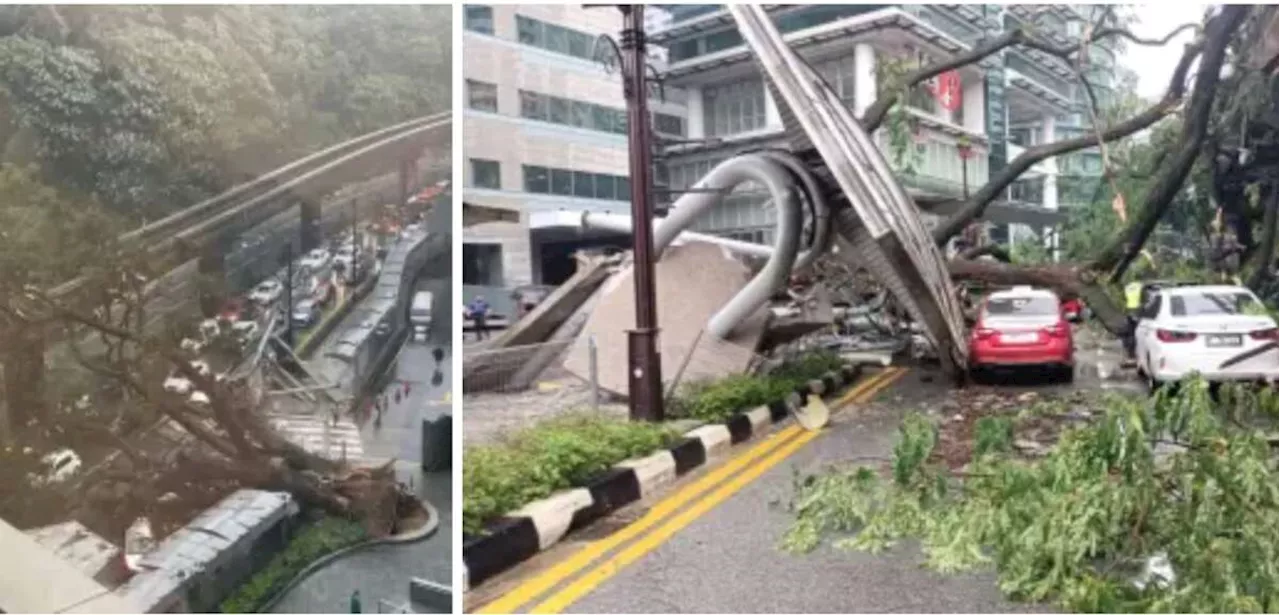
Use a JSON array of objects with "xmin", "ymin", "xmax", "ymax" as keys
[{"xmin": 271, "ymin": 258, "xmax": 452, "ymax": 613}]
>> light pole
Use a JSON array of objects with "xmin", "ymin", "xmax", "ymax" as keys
[{"xmin": 618, "ymin": 4, "xmax": 663, "ymax": 422}]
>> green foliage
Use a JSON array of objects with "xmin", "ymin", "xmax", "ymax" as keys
[
  {"xmin": 875, "ymin": 57, "xmax": 923, "ymax": 175},
  {"xmin": 674, "ymin": 374, "xmax": 795, "ymax": 424},
  {"xmin": 463, "ymin": 414, "xmax": 679, "ymax": 535},
  {"xmin": 672, "ymin": 351, "xmax": 845, "ymax": 423},
  {"xmin": 0, "ymin": 6, "xmax": 450, "ymax": 220},
  {"xmin": 219, "ymin": 516, "xmax": 367, "ymax": 613},
  {"xmin": 783, "ymin": 378, "xmax": 1279, "ymax": 613},
  {"xmin": 1010, "ymin": 237, "xmax": 1052, "ymax": 266},
  {"xmin": 973, "ymin": 416, "xmax": 1013, "ymax": 457}
]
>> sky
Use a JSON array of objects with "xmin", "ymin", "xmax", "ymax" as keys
[{"xmin": 1125, "ymin": 3, "xmax": 1210, "ymax": 100}]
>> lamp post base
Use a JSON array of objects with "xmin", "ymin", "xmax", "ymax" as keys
[{"xmin": 627, "ymin": 328, "xmax": 664, "ymax": 422}]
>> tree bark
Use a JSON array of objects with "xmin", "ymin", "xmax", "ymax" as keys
[{"xmin": 1246, "ymin": 184, "xmax": 1278, "ymax": 292}]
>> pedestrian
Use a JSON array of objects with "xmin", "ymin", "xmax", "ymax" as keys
[
  {"xmin": 468, "ymin": 295, "xmax": 490, "ymax": 341},
  {"xmin": 349, "ymin": 590, "xmax": 362, "ymax": 614},
  {"xmin": 432, "ymin": 368, "xmax": 443, "ymax": 387},
  {"xmin": 394, "ymin": 389, "xmax": 402, "ymax": 405},
  {"xmin": 403, "ymin": 381, "xmax": 411, "ymax": 396},
  {"xmin": 433, "ymin": 347, "xmax": 444, "ymax": 363}
]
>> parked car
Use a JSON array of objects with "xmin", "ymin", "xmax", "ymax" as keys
[
  {"xmin": 292, "ymin": 298, "xmax": 322, "ymax": 329},
  {"xmin": 967, "ymin": 286, "xmax": 1074, "ymax": 383},
  {"xmin": 1061, "ymin": 297, "xmax": 1084, "ymax": 322},
  {"xmin": 249, "ymin": 279, "xmax": 284, "ymax": 306},
  {"xmin": 1134, "ymin": 284, "xmax": 1278, "ymax": 389},
  {"xmin": 299, "ymin": 248, "xmax": 331, "ymax": 271},
  {"xmin": 333, "ymin": 243, "xmax": 359, "ymax": 271}
]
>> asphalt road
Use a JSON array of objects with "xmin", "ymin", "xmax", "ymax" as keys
[
  {"xmin": 271, "ymin": 267, "xmax": 453, "ymax": 613},
  {"xmin": 477, "ymin": 327, "xmax": 1142, "ymax": 614}
]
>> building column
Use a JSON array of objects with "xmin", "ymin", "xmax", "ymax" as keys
[
  {"xmin": 685, "ymin": 86, "xmax": 705, "ymax": 140},
  {"xmin": 764, "ymin": 89, "xmax": 782, "ymax": 129},
  {"xmin": 962, "ymin": 77, "xmax": 985, "ymax": 133},
  {"xmin": 853, "ymin": 43, "xmax": 877, "ymax": 118}
]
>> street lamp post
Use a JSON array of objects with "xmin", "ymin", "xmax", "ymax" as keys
[{"xmin": 618, "ymin": 4, "xmax": 663, "ymax": 422}]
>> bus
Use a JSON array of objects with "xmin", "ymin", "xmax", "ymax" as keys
[{"xmin": 410, "ymin": 290, "xmax": 434, "ymax": 341}]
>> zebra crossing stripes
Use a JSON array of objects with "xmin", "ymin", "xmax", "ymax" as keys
[{"xmin": 265, "ymin": 411, "xmax": 383, "ymax": 467}]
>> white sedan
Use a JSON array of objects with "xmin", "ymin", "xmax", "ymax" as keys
[
  {"xmin": 1134, "ymin": 284, "xmax": 1278, "ymax": 388},
  {"xmin": 299, "ymin": 248, "xmax": 331, "ymax": 271},
  {"xmin": 249, "ymin": 279, "xmax": 284, "ymax": 306}
]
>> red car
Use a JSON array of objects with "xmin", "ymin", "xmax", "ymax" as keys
[
  {"xmin": 968, "ymin": 287, "xmax": 1075, "ymax": 383},
  {"xmin": 1061, "ymin": 297, "xmax": 1084, "ymax": 322}
]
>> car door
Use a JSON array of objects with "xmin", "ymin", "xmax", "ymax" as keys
[{"xmin": 1134, "ymin": 293, "xmax": 1163, "ymax": 370}]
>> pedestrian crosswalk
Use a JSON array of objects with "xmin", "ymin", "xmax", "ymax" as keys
[{"xmin": 265, "ymin": 410, "xmax": 384, "ymax": 468}]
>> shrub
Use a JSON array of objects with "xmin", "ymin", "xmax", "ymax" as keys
[
  {"xmin": 463, "ymin": 413, "xmax": 678, "ymax": 535},
  {"xmin": 768, "ymin": 350, "xmax": 845, "ymax": 388},
  {"xmin": 673, "ymin": 374, "xmax": 795, "ymax": 423},
  {"xmin": 220, "ymin": 516, "xmax": 367, "ymax": 613},
  {"xmin": 672, "ymin": 351, "xmax": 846, "ymax": 423}
]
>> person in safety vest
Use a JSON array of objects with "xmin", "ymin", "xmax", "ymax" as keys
[{"xmin": 1123, "ymin": 281, "xmax": 1143, "ymax": 360}]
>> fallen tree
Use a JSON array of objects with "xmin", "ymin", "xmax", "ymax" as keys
[{"xmin": 842, "ymin": 5, "xmax": 1276, "ymax": 335}]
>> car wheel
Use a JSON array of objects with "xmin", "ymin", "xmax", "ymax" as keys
[{"xmin": 1060, "ymin": 365, "xmax": 1075, "ymax": 384}]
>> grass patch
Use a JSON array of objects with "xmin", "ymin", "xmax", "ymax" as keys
[
  {"xmin": 220, "ymin": 516, "xmax": 367, "ymax": 613},
  {"xmin": 672, "ymin": 351, "xmax": 845, "ymax": 423},
  {"xmin": 463, "ymin": 413, "xmax": 680, "ymax": 535}
]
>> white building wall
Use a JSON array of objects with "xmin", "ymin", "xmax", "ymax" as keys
[{"xmin": 464, "ymin": 4, "xmax": 649, "ymax": 287}]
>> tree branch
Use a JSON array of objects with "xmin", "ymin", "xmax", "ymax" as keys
[
  {"xmin": 862, "ymin": 19, "xmax": 1200, "ymax": 134},
  {"xmin": 930, "ymin": 29, "xmax": 1207, "ymax": 246},
  {"xmin": 1100, "ymin": 6, "xmax": 1250, "ymax": 279}
]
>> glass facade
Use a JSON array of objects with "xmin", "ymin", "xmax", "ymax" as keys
[
  {"xmin": 519, "ymin": 90, "xmax": 628, "ymax": 135},
  {"xmin": 516, "ymin": 15, "xmax": 598, "ymax": 62},
  {"xmin": 703, "ymin": 80, "xmax": 767, "ymax": 137},
  {"xmin": 522, "ymin": 165, "xmax": 630, "ymax": 201}
]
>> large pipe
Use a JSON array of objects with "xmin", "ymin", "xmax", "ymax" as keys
[
  {"xmin": 639, "ymin": 154, "xmax": 803, "ymax": 338},
  {"xmin": 581, "ymin": 212, "xmax": 775, "ymax": 259}
]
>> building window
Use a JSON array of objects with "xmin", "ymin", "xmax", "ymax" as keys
[
  {"xmin": 466, "ymin": 80, "xmax": 498, "ymax": 112},
  {"xmin": 518, "ymin": 89, "xmax": 628, "ymax": 135},
  {"xmin": 463, "ymin": 243, "xmax": 504, "ymax": 286},
  {"xmin": 523, "ymin": 164, "xmax": 629, "ymax": 200},
  {"xmin": 465, "ymin": 6, "xmax": 494, "ymax": 35},
  {"xmin": 653, "ymin": 112, "xmax": 686, "ymax": 137},
  {"xmin": 471, "ymin": 159, "xmax": 501, "ymax": 189},
  {"xmin": 515, "ymin": 14, "xmax": 598, "ymax": 61},
  {"xmin": 813, "ymin": 55, "xmax": 856, "ymax": 108},
  {"xmin": 704, "ymin": 80, "xmax": 767, "ymax": 137}
]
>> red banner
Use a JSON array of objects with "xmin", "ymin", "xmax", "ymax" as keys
[{"xmin": 931, "ymin": 70, "xmax": 962, "ymax": 112}]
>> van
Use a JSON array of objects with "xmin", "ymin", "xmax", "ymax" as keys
[{"xmin": 410, "ymin": 291, "xmax": 434, "ymax": 340}]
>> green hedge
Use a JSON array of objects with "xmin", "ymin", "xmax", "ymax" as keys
[
  {"xmin": 220, "ymin": 517, "xmax": 367, "ymax": 613},
  {"xmin": 672, "ymin": 351, "xmax": 845, "ymax": 423},
  {"xmin": 463, "ymin": 414, "xmax": 679, "ymax": 535}
]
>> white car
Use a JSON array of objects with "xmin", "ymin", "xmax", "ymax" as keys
[
  {"xmin": 163, "ymin": 360, "xmax": 213, "ymax": 395},
  {"xmin": 1135, "ymin": 284, "xmax": 1278, "ymax": 388},
  {"xmin": 249, "ymin": 279, "xmax": 284, "ymax": 306},
  {"xmin": 333, "ymin": 243, "xmax": 359, "ymax": 270},
  {"xmin": 299, "ymin": 248, "xmax": 331, "ymax": 271}
]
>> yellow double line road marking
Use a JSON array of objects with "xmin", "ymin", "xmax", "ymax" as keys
[{"xmin": 478, "ymin": 366, "xmax": 909, "ymax": 614}]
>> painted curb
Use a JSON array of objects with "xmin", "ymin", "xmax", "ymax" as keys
[
  {"xmin": 462, "ymin": 362, "xmax": 871, "ymax": 590},
  {"xmin": 255, "ymin": 499, "xmax": 440, "ymax": 613}
]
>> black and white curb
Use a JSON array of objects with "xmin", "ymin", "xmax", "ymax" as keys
[{"xmin": 462, "ymin": 363, "xmax": 866, "ymax": 590}]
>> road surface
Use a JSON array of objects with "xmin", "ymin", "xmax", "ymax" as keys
[
  {"xmin": 472, "ymin": 327, "xmax": 1141, "ymax": 613},
  {"xmin": 271, "ymin": 268, "xmax": 453, "ymax": 613}
]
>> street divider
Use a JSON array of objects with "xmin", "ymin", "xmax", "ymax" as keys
[{"xmin": 462, "ymin": 361, "xmax": 899, "ymax": 593}]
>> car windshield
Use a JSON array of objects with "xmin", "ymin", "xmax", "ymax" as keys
[
  {"xmin": 1169, "ymin": 291, "xmax": 1266, "ymax": 317},
  {"xmin": 984, "ymin": 295, "xmax": 1059, "ymax": 318}
]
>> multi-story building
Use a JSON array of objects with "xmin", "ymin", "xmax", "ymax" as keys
[
  {"xmin": 461, "ymin": 4, "xmax": 687, "ymax": 305},
  {"xmin": 649, "ymin": 4, "xmax": 1120, "ymax": 257}
]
